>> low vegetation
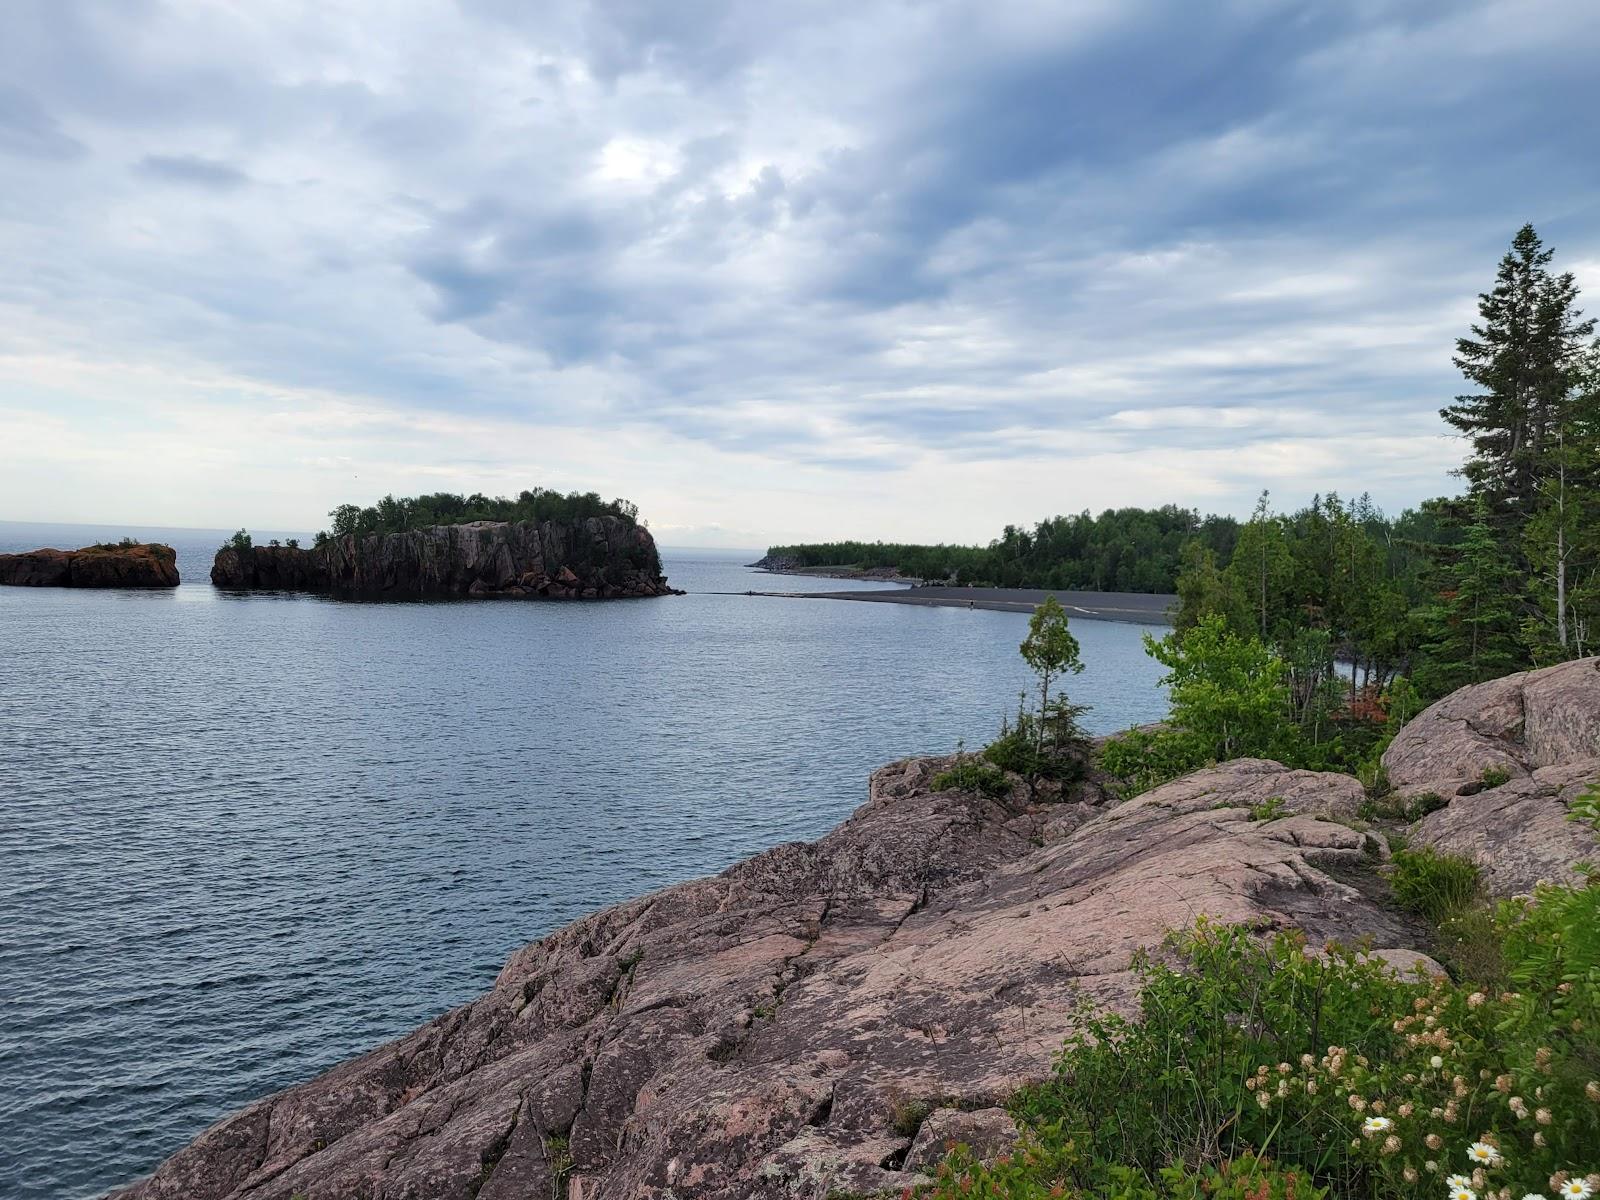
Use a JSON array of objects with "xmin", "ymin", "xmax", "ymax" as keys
[{"xmin": 923, "ymin": 882, "xmax": 1600, "ymax": 1199}]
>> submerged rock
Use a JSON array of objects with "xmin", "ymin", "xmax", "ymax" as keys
[
  {"xmin": 0, "ymin": 542, "xmax": 179, "ymax": 588},
  {"xmin": 1385, "ymin": 657, "xmax": 1600, "ymax": 893},
  {"xmin": 209, "ymin": 517, "xmax": 677, "ymax": 599},
  {"xmin": 110, "ymin": 755, "xmax": 1423, "ymax": 1200}
]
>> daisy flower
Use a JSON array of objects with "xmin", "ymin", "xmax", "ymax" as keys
[
  {"xmin": 1558, "ymin": 1182, "xmax": 1593, "ymax": 1200},
  {"xmin": 1451, "ymin": 1187, "xmax": 1477, "ymax": 1200},
  {"xmin": 1363, "ymin": 1115, "xmax": 1393, "ymax": 1134},
  {"xmin": 1467, "ymin": 1141, "xmax": 1502, "ymax": 1167},
  {"xmin": 1448, "ymin": 1176, "xmax": 1475, "ymax": 1192}
]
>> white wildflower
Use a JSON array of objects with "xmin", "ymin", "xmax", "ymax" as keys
[{"xmin": 1469, "ymin": 1142, "xmax": 1503, "ymax": 1167}]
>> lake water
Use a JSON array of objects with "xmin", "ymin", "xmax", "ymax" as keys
[{"xmin": 0, "ymin": 521, "xmax": 1169, "ymax": 1199}]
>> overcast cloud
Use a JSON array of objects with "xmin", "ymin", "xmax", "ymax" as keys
[{"xmin": 1, "ymin": 0, "xmax": 1597, "ymax": 545}]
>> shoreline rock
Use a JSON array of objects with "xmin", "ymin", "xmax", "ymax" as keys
[
  {"xmin": 106, "ymin": 661, "xmax": 1600, "ymax": 1199},
  {"xmin": 108, "ymin": 755, "xmax": 1428, "ymax": 1200},
  {"xmin": 0, "ymin": 542, "xmax": 179, "ymax": 588},
  {"xmin": 211, "ymin": 517, "xmax": 678, "ymax": 599}
]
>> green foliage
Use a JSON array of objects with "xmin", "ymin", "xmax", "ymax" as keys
[
  {"xmin": 926, "ymin": 902, "xmax": 1600, "ymax": 1199},
  {"xmin": 891, "ymin": 1096, "xmax": 935, "ymax": 1138},
  {"xmin": 1415, "ymin": 494, "xmax": 1523, "ymax": 697},
  {"xmin": 221, "ymin": 528, "xmax": 252, "ymax": 552},
  {"xmin": 323, "ymin": 488, "xmax": 643, "ymax": 540},
  {"xmin": 983, "ymin": 698, "xmax": 1091, "ymax": 785},
  {"xmin": 90, "ymin": 536, "xmax": 143, "ymax": 550},
  {"xmin": 763, "ymin": 505, "xmax": 1241, "ymax": 593},
  {"xmin": 932, "ymin": 759, "xmax": 1012, "ymax": 799},
  {"xmin": 926, "ymin": 1142, "xmax": 1327, "ymax": 1200},
  {"xmin": 1098, "ymin": 616, "xmax": 1294, "ymax": 793},
  {"xmin": 1390, "ymin": 847, "xmax": 1480, "ymax": 924},
  {"xmin": 1568, "ymin": 780, "xmax": 1600, "ymax": 832},
  {"xmin": 1480, "ymin": 765, "xmax": 1513, "ymax": 789},
  {"xmin": 1248, "ymin": 796, "xmax": 1288, "ymax": 822}
]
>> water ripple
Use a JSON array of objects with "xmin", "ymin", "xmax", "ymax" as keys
[{"xmin": 0, "ymin": 532, "xmax": 1166, "ymax": 1198}]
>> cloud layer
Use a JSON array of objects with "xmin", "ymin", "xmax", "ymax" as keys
[{"xmin": 2, "ymin": 0, "xmax": 1597, "ymax": 544}]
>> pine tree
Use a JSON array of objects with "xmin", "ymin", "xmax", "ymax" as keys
[
  {"xmin": 1445, "ymin": 224, "xmax": 1596, "ymax": 526},
  {"xmin": 1416, "ymin": 496, "xmax": 1522, "ymax": 697}
]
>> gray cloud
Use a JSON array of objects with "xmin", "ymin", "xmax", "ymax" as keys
[
  {"xmin": 136, "ymin": 154, "xmax": 250, "ymax": 188},
  {"xmin": 0, "ymin": 85, "xmax": 85, "ymax": 160},
  {"xmin": 1, "ymin": 0, "xmax": 1597, "ymax": 536}
]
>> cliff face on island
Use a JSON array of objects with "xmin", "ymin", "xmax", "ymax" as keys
[
  {"xmin": 0, "ymin": 543, "xmax": 179, "ymax": 588},
  {"xmin": 109, "ymin": 659, "xmax": 1600, "ymax": 1200},
  {"xmin": 210, "ymin": 517, "xmax": 676, "ymax": 599}
]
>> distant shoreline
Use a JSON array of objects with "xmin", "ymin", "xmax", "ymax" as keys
[{"xmin": 750, "ymin": 583, "xmax": 1175, "ymax": 624}]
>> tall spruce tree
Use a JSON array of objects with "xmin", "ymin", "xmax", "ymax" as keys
[{"xmin": 1445, "ymin": 224, "xmax": 1597, "ymax": 525}]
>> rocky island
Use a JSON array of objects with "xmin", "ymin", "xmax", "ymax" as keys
[
  {"xmin": 211, "ymin": 516, "xmax": 677, "ymax": 600},
  {"xmin": 109, "ymin": 657, "xmax": 1600, "ymax": 1200},
  {"xmin": 0, "ymin": 541, "xmax": 179, "ymax": 588}
]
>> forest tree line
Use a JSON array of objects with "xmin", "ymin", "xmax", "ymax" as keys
[
  {"xmin": 785, "ymin": 225, "xmax": 1600, "ymax": 716},
  {"xmin": 1090, "ymin": 224, "xmax": 1598, "ymax": 788},
  {"xmin": 311, "ymin": 488, "xmax": 642, "ymax": 546}
]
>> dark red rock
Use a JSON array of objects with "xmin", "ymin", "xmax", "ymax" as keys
[{"xmin": 0, "ymin": 543, "xmax": 178, "ymax": 588}]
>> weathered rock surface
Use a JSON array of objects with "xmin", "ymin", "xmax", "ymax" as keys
[
  {"xmin": 1384, "ymin": 658, "xmax": 1600, "ymax": 894},
  {"xmin": 210, "ymin": 517, "xmax": 676, "ymax": 599},
  {"xmin": 111, "ymin": 755, "xmax": 1425, "ymax": 1200},
  {"xmin": 0, "ymin": 542, "xmax": 179, "ymax": 588},
  {"xmin": 902, "ymin": 1107, "xmax": 1020, "ymax": 1175}
]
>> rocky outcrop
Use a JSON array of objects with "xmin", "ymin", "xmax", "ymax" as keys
[
  {"xmin": 0, "ymin": 542, "xmax": 178, "ymax": 588},
  {"xmin": 111, "ymin": 755, "xmax": 1429, "ymax": 1200},
  {"xmin": 210, "ymin": 518, "xmax": 676, "ymax": 599},
  {"xmin": 1385, "ymin": 657, "xmax": 1600, "ymax": 893}
]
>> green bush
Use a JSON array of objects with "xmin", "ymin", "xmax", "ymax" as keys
[
  {"xmin": 932, "ymin": 759, "xmax": 1012, "ymax": 799},
  {"xmin": 220, "ymin": 528, "xmax": 252, "ymax": 553},
  {"xmin": 1570, "ymin": 780, "xmax": 1600, "ymax": 832},
  {"xmin": 1480, "ymin": 765, "xmax": 1513, "ymax": 789},
  {"xmin": 927, "ymin": 1143, "xmax": 1327, "ymax": 1200},
  {"xmin": 984, "ymin": 699, "xmax": 1090, "ymax": 785},
  {"xmin": 1390, "ymin": 847, "xmax": 1480, "ymax": 924},
  {"xmin": 925, "ymin": 899, "xmax": 1600, "ymax": 1199}
]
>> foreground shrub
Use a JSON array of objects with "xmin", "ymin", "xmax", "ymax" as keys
[
  {"xmin": 925, "ymin": 886, "xmax": 1600, "ymax": 1199},
  {"xmin": 932, "ymin": 759, "xmax": 1011, "ymax": 799},
  {"xmin": 1390, "ymin": 847, "xmax": 1481, "ymax": 924},
  {"xmin": 984, "ymin": 697, "xmax": 1091, "ymax": 785},
  {"xmin": 927, "ymin": 1144, "xmax": 1326, "ymax": 1200}
]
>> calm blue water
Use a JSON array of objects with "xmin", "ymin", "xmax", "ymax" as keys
[{"xmin": 0, "ymin": 521, "xmax": 1168, "ymax": 1199}]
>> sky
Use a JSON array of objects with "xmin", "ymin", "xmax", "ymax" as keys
[{"xmin": 1, "ymin": 1, "xmax": 1598, "ymax": 548}]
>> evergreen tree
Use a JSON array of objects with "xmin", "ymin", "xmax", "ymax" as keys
[
  {"xmin": 1416, "ymin": 496, "xmax": 1522, "ymax": 696},
  {"xmin": 1444, "ymin": 224, "xmax": 1597, "ymax": 526}
]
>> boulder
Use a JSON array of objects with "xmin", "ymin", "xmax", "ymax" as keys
[
  {"xmin": 110, "ymin": 756, "xmax": 1423, "ymax": 1200},
  {"xmin": 1383, "ymin": 659, "xmax": 1600, "ymax": 895},
  {"xmin": 0, "ymin": 542, "xmax": 178, "ymax": 588}
]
